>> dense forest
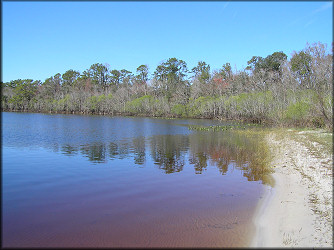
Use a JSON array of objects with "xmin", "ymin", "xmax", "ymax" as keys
[{"xmin": 2, "ymin": 42, "xmax": 333, "ymax": 130}]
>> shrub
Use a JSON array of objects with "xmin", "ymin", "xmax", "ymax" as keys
[
  {"xmin": 171, "ymin": 104, "xmax": 188, "ymax": 117},
  {"xmin": 125, "ymin": 95, "xmax": 154, "ymax": 114},
  {"xmin": 284, "ymin": 101, "xmax": 310, "ymax": 122},
  {"xmin": 188, "ymin": 96, "xmax": 215, "ymax": 117}
]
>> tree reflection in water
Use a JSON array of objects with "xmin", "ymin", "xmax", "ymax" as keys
[
  {"xmin": 80, "ymin": 143, "xmax": 106, "ymax": 163},
  {"xmin": 132, "ymin": 137, "xmax": 146, "ymax": 165},
  {"xmin": 149, "ymin": 135, "xmax": 189, "ymax": 174},
  {"xmin": 57, "ymin": 130, "xmax": 272, "ymax": 185},
  {"xmin": 188, "ymin": 131, "xmax": 272, "ymax": 185}
]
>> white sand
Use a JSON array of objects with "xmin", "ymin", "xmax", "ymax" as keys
[{"xmin": 251, "ymin": 131, "xmax": 333, "ymax": 247}]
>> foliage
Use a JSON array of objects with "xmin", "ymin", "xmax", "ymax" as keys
[
  {"xmin": 88, "ymin": 63, "xmax": 110, "ymax": 88},
  {"xmin": 171, "ymin": 104, "xmax": 188, "ymax": 117},
  {"xmin": 1, "ymin": 42, "xmax": 332, "ymax": 130},
  {"xmin": 125, "ymin": 95, "xmax": 154, "ymax": 114},
  {"xmin": 285, "ymin": 101, "xmax": 310, "ymax": 121},
  {"xmin": 191, "ymin": 61, "xmax": 211, "ymax": 84},
  {"xmin": 246, "ymin": 51, "xmax": 287, "ymax": 74},
  {"xmin": 153, "ymin": 58, "xmax": 189, "ymax": 100},
  {"xmin": 7, "ymin": 79, "xmax": 39, "ymax": 110},
  {"xmin": 62, "ymin": 69, "xmax": 80, "ymax": 89},
  {"xmin": 291, "ymin": 51, "xmax": 312, "ymax": 77},
  {"xmin": 135, "ymin": 65, "xmax": 149, "ymax": 84}
]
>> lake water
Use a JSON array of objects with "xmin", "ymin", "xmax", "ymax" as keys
[{"xmin": 2, "ymin": 112, "xmax": 269, "ymax": 247}]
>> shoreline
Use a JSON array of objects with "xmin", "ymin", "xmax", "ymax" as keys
[
  {"xmin": 251, "ymin": 130, "xmax": 333, "ymax": 247},
  {"xmin": 0, "ymin": 110, "xmax": 276, "ymax": 126}
]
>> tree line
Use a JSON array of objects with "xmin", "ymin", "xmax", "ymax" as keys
[{"xmin": 1, "ymin": 42, "xmax": 332, "ymax": 129}]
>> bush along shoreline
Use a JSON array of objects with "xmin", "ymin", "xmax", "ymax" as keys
[{"xmin": 2, "ymin": 42, "xmax": 332, "ymax": 131}]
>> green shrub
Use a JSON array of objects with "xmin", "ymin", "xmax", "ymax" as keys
[
  {"xmin": 88, "ymin": 96, "xmax": 98, "ymax": 111},
  {"xmin": 58, "ymin": 94, "xmax": 71, "ymax": 111},
  {"xmin": 285, "ymin": 101, "xmax": 310, "ymax": 121},
  {"xmin": 171, "ymin": 104, "xmax": 187, "ymax": 117},
  {"xmin": 125, "ymin": 95, "xmax": 154, "ymax": 114},
  {"xmin": 188, "ymin": 96, "xmax": 215, "ymax": 117},
  {"xmin": 97, "ymin": 94, "xmax": 106, "ymax": 103}
]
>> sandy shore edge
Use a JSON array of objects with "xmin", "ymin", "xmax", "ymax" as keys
[{"xmin": 250, "ymin": 130, "xmax": 333, "ymax": 247}]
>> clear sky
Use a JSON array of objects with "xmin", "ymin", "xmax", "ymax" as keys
[{"xmin": 2, "ymin": 1, "xmax": 333, "ymax": 83}]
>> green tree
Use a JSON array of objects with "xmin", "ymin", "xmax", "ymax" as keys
[
  {"xmin": 154, "ymin": 57, "xmax": 188, "ymax": 82},
  {"xmin": 246, "ymin": 52, "xmax": 287, "ymax": 74},
  {"xmin": 191, "ymin": 61, "xmax": 211, "ymax": 84},
  {"xmin": 290, "ymin": 51, "xmax": 312, "ymax": 86},
  {"xmin": 265, "ymin": 52, "xmax": 287, "ymax": 72},
  {"xmin": 40, "ymin": 73, "xmax": 61, "ymax": 100},
  {"xmin": 9, "ymin": 79, "xmax": 39, "ymax": 110},
  {"xmin": 246, "ymin": 52, "xmax": 287, "ymax": 91},
  {"xmin": 119, "ymin": 69, "xmax": 133, "ymax": 86},
  {"xmin": 136, "ymin": 65, "xmax": 149, "ymax": 84},
  {"xmin": 4, "ymin": 79, "xmax": 24, "ymax": 88},
  {"xmin": 62, "ymin": 69, "xmax": 80, "ymax": 90},
  {"xmin": 110, "ymin": 69, "xmax": 121, "ymax": 86},
  {"xmin": 221, "ymin": 62, "xmax": 232, "ymax": 80},
  {"xmin": 245, "ymin": 56, "xmax": 265, "ymax": 73},
  {"xmin": 88, "ymin": 63, "xmax": 110, "ymax": 89},
  {"xmin": 153, "ymin": 57, "xmax": 189, "ymax": 100}
]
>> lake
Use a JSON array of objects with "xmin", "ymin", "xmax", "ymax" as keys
[{"xmin": 2, "ymin": 112, "xmax": 270, "ymax": 247}]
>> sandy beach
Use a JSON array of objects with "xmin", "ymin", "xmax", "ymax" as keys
[{"xmin": 251, "ymin": 130, "xmax": 333, "ymax": 247}]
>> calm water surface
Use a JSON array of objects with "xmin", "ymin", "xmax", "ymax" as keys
[{"xmin": 2, "ymin": 112, "xmax": 268, "ymax": 247}]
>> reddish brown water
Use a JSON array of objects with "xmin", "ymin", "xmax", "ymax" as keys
[{"xmin": 2, "ymin": 112, "xmax": 267, "ymax": 247}]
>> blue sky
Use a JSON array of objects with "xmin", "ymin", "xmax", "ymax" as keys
[{"xmin": 2, "ymin": 1, "xmax": 333, "ymax": 83}]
